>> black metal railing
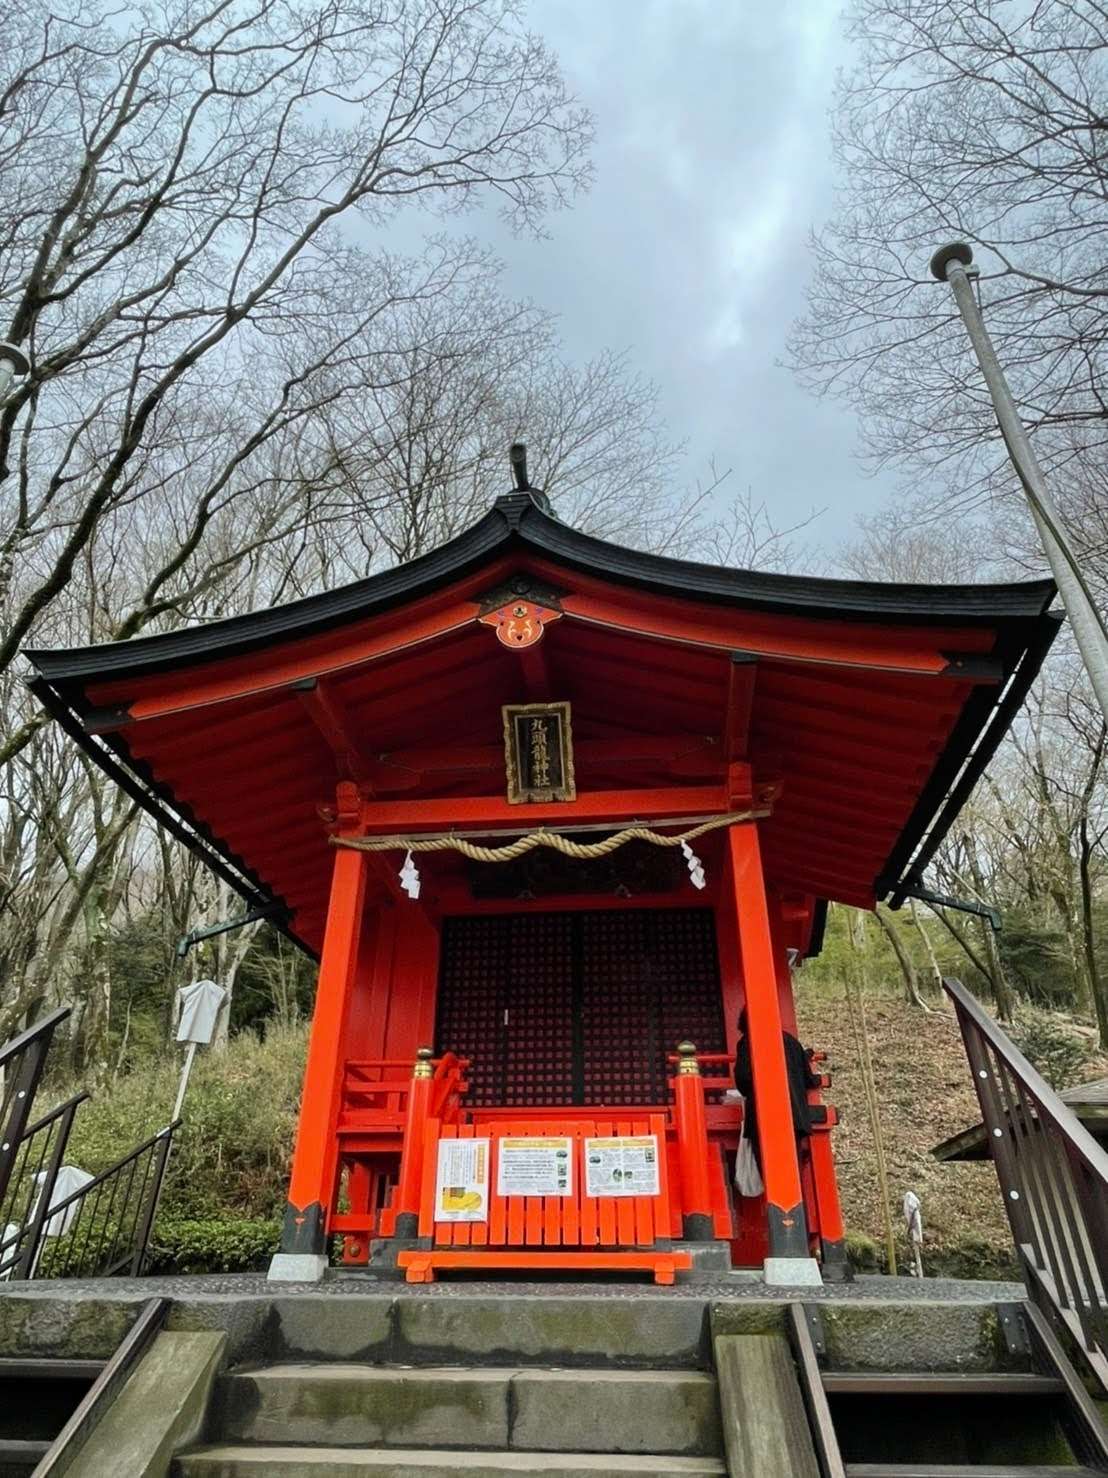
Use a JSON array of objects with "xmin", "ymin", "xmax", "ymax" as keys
[
  {"xmin": 0, "ymin": 1008, "xmax": 178, "ymax": 1282},
  {"xmin": 0, "ymin": 1091, "xmax": 89, "ymax": 1279},
  {"xmin": 0, "ymin": 1007, "xmax": 70, "ymax": 1209},
  {"xmin": 946, "ymin": 976, "xmax": 1108, "ymax": 1387},
  {"xmin": 24, "ymin": 1122, "xmax": 178, "ymax": 1280}
]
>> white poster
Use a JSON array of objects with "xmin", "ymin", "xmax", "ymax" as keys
[
  {"xmin": 496, "ymin": 1137, "xmax": 573, "ymax": 1198},
  {"xmin": 584, "ymin": 1135, "xmax": 661, "ymax": 1198},
  {"xmin": 434, "ymin": 1137, "xmax": 490, "ymax": 1222}
]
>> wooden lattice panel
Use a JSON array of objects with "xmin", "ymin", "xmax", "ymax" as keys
[
  {"xmin": 436, "ymin": 908, "xmax": 724, "ymax": 1107},
  {"xmin": 581, "ymin": 909, "xmax": 724, "ymax": 1104}
]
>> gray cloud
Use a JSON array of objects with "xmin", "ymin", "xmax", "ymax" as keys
[{"xmin": 474, "ymin": 0, "xmax": 900, "ymax": 548}]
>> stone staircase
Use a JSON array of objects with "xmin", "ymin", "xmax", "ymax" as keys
[
  {"xmin": 5, "ymin": 1280, "xmax": 1108, "ymax": 1476},
  {"xmin": 175, "ymin": 1359, "xmax": 726, "ymax": 1475}
]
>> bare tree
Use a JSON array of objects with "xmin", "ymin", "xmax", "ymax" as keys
[
  {"xmin": 0, "ymin": 0, "xmax": 593, "ymax": 766},
  {"xmin": 789, "ymin": 1, "xmax": 1108, "ymax": 534}
]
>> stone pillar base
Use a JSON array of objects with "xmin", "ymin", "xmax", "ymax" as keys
[
  {"xmin": 763, "ymin": 1255, "xmax": 823, "ymax": 1287},
  {"xmin": 267, "ymin": 1252, "xmax": 329, "ymax": 1282}
]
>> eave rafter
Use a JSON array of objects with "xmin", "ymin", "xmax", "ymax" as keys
[
  {"xmin": 724, "ymin": 654, "xmax": 757, "ymax": 763},
  {"xmin": 293, "ymin": 677, "xmax": 370, "ymax": 785}
]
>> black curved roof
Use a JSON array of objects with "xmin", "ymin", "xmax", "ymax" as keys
[{"xmin": 27, "ymin": 491, "xmax": 1057, "ymax": 685}]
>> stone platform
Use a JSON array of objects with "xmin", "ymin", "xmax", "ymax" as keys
[
  {"xmin": 0, "ymin": 1270, "xmax": 1025, "ymax": 1370},
  {"xmin": 4, "ymin": 1273, "xmax": 1080, "ymax": 1478}
]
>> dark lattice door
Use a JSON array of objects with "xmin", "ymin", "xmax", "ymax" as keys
[
  {"xmin": 436, "ymin": 908, "xmax": 725, "ymax": 1107},
  {"xmin": 436, "ymin": 914, "xmax": 575, "ymax": 1107}
]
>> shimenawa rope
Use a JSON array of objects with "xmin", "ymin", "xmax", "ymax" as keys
[{"xmin": 330, "ymin": 808, "xmax": 768, "ymax": 865}]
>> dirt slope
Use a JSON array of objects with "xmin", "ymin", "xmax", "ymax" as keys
[{"xmin": 795, "ymin": 988, "xmax": 1014, "ymax": 1275}]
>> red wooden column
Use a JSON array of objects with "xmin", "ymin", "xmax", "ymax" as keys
[
  {"xmin": 271, "ymin": 793, "xmax": 368, "ymax": 1278},
  {"xmin": 725, "ymin": 821, "xmax": 817, "ymax": 1278},
  {"xmin": 672, "ymin": 1041, "xmax": 714, "ymax": 1239}
]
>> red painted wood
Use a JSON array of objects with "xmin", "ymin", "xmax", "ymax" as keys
[
  {"xmin": 726, "ymin": 822, "xmax": 808, "ymax": 1251},
  {"xmin": 285, "ymin": 839, "xmax": 368, "ymax": 1229}
]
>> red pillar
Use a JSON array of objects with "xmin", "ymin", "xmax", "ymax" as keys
[
  {"xmin": 277, "ymin": 833, "xmax": 368, "ymax": 1261},
  {"xmin": 673, "ymin": 1041, "xmax": 713, "ymax": 1240},
  {"xmin": 726, "ymin": 822, "xmax": 811, "ymax": 1265}
]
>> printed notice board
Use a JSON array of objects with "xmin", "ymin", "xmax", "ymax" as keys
[
  {"xmin": 496, "ymin": 1136, "xmax": 573, "ymax": 1197},
  {"xmin": 584, "ymin": 1134, "xmax": 660, "ymax": 1198},
  {"xmin": 434, "ymin": 1136, "xmax": 490, "ymax": 1222}
]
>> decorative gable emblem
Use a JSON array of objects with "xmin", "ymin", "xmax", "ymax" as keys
[{"xmin": 477, "ymin": 579, "xmax": 563, "ymax": 649}]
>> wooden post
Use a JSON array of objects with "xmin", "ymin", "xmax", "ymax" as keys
[
  {"xmin": 673, "ymin": 1041, "xmax": 714, "ymax": 1240},
  {"xmin": 808, "ymin": 1122, "xmax": 849, "ymax": 1279},
  {"xmin": 271, "ymin": 801, "xmax": 368, "ymax": 1278},
  {"xmin": 394, "ymin": 1047, "xmax": 435, "ymax": 1237},
  {"xmin": 726, "ymin": 822, "xmax": 815, "ymax": 1276}
]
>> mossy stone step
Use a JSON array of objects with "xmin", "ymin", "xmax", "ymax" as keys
[
  {"xmin": 214, "ymin": 1364, "xmax": 722, "ymax": 1456},
  {"xmin": 174, "ymin": 1447, "xmax": 727, "ymax": 1476}
]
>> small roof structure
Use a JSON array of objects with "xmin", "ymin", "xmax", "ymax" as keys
[
  {"xmin": 933, "ymin": 1076, "xmax": 1108, "ymax": 1162},
  {"xmin": 26, "ymin": 490, "xmax": 1060, "ymax": 956}
]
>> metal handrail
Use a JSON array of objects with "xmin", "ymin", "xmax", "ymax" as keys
[
  {"xmin": 0, "ymin": 1092, "xmax": 89, "ymax": 1279},
  {"xmin": 0, "ymin": 1008, "xmax": 71, "ymax": 1212},
  {"xmin": 36, "ymin": 1122, "xmax": 179, "ymax": 1279},
  {"xmin": 945, "ymin": 976, "xmax": 1108, "ymax": 1389},
  {"xmin": 0, "ymin": 1007, "xmax": 70, "ymax": 1069}
]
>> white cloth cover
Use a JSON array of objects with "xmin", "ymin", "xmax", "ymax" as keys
[
  {"xmin": 903, "ymin": 1189, "xmax": 923, "ymax": 1244},
  {"xmin": 174, "ymin": 978, "xmax": 227, "ymax": 1044},
  {"xmin": 732, "ymin": 1091, "xmax": 765, "ymax": 1198},
  {"xmin": 37, "ymin": 1164, "xmax": 94, "ymax": 1238}
]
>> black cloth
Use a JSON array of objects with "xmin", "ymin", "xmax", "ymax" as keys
[{"xmin": 734, "ymin": 1030, "xmax": 819, "ymax": 1156}]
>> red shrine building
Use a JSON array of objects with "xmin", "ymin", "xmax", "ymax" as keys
[{"xmin": 27, "ymin": 483, "xmax": 1058, "ymax": 1285}]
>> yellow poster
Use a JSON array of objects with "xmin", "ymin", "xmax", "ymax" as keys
[{"xmin": 434, "ymin": 1136, "xmax": 489, "ymax": 1222}]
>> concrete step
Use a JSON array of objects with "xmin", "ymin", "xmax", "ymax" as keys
[
  {"xmin": 175, "ymin": 1447, "xmax": 727, "ymax": 1476},
  {"xmin": 215, "ymin": 1364, "xmax": 722, "ymax": 1457}
]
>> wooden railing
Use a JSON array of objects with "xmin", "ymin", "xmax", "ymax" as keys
[{"xmin": 946, "ymin": 975, "xmax": 1108, "ymax": 1388}]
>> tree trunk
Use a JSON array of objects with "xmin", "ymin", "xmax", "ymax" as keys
[
  {"xmin": 960, "ymin": 834, "xmax": 1016, "ymax": 1022},
  {"xmin": 874, "ymin": 906, "xmax": 931, "ymax": 1011}
]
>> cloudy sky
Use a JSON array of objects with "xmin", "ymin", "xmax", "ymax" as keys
[{"xmin": 479, "ymin": 0, "xmax": 898, "ymax": 548}]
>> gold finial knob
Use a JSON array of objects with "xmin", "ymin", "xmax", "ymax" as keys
[
  {"xmin": 413, "ymin": 1046, "xmax": 434, "ymax": 1079},
  {"xmin": 676, "ymin": 1040, "xmax": 700, "ymax": 1076}
]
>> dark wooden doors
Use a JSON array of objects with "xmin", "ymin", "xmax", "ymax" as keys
[{"xmin": 435, "ymin": 908, "xmax": 725, "ymax": 1107}]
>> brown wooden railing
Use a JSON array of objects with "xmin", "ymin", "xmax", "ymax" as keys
[{"xmin": 946, "ymin": 976, "xmax": 1108, "ymax": 1388}]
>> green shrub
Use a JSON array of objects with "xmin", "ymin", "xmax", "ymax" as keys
[
  {"xmin": 146, "ymin": 1217, "xmax": 280, "ymax": 1274},
  {"xmin": 52, "ymin": 1021, "xmax": 307, "ymax": 1223}
]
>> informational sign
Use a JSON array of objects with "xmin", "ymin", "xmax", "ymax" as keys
[
  {"xmin": 496, "ymin": 1137, "xmax": 573, "ymax": 1198},
  {"xmin": 584, "ymin": 1135, "xmax": 660, "ymax": 1198},
  {"xmin": 434, "ymin": 1137, "xmax": 490, "ymax": 1222}
]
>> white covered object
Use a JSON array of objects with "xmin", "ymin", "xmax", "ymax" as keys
[
  {"xmin": 174, "ymin": 978, "xmax": 227, "ymax": 1044},
  {"xmin": 38, "ymin": 1164, "xmax": 94, "ymax": 1237}
]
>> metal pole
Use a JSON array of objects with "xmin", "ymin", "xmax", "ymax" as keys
[
  {"xmin": 172, "ymin": 1041, "xmax": 197, "ymax": 1122},
  {"xmin": 930, "ymin": 243, "xmax": 1108, "ymax": 723}
]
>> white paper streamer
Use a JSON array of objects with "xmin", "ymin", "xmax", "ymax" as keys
[
  {"xmin": 399, "ymin": 850, "xmax": 421, "ymax": 899},
  {"xmin": 681, "ymin": 840, "xmax": 706, "ymax": 890}
]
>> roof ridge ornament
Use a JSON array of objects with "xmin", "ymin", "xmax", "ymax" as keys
[{"xmin": 497, "ymin": 442, "xmax": 555, "ymax": 523}]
